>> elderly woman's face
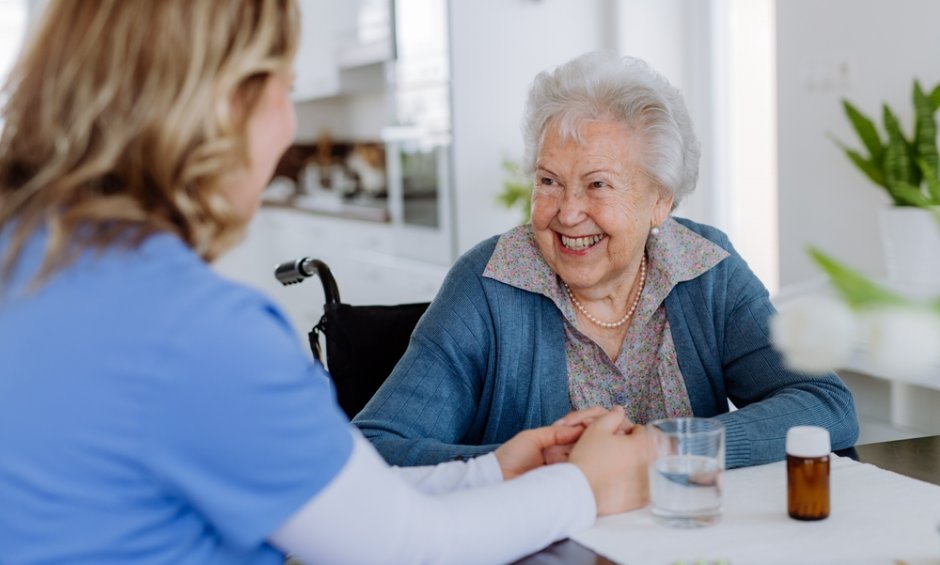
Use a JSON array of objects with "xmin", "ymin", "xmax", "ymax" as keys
[{"xmin": 531, "ymin": 120, "xmax": 673, "ymax": 292}]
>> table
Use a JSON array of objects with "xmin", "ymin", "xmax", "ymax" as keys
[{"xmin": 513, "ymin": 435, "xmax": 940, "ymax": 564}]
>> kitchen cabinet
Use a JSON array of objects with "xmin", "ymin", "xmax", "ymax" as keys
[
  {"xmin": 293, "ymin": 0, "xmax": 339, "ymax": 101},
  {"xmin": 334, "ymin": 0, "xmax": 393, "ymax": 69},
  {"xmin": 293, "ymin": 0, "xmax": 394, "ymax": 101}
]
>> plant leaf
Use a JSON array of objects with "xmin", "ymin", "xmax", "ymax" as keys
[
  {"xmin": 916, "ymin": 157, "xmax": 940, "ymax": 203},
  {"xmin": 887, "ymin": 180, "xmax": 932, "ymax": 206},
  {"xmin": 807, "ymin": 247, "xmax": 908, "ymax": 309},
  {"xmin": 841, "ymin": 145, "xmax": 887, "ymax": 188},
  {"xmin": 930, "ymin": 84, "xmax": 940, "ymax": 112},
  {"xmin": 882, "ymin": 104, "xmax": 918, "ymax": 186},
  {"xmin": 913, "ymin": 80, "xmax": 939, "ymax": 185},
  {"xmin": 841, "ymin": 100, "xmax": 884, "ymax": 162}
]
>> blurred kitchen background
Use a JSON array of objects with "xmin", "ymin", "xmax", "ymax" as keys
[{"xmin": 3, "ymin": 0, "xmax": 940, "ymax": 444}]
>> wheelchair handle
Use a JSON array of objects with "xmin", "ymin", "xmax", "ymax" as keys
[{"xmin": 273, "ymin": 257, "xmax": 341, "ymax": 304}]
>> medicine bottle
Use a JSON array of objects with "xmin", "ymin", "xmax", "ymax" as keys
[{"xmin": 786, "ymin": 426, "xmax": 830, "ymax": 521}]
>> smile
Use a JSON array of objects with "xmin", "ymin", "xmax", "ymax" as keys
[{"xmin": 560, "ymin": 233, "xmax": 606, "ymax": 251}]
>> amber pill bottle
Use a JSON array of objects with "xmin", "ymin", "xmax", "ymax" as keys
[{"xmin": 786, "ymin": 426, "xmax": 830, "ymax": 521}]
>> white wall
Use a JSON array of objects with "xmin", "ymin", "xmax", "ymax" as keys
[{"xmin": 776, "ymin": 0, "xmax": 940, "ymax": 288}]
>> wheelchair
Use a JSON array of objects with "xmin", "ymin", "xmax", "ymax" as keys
[{"xmin": 274, "ymin": 257, "xmax": 429, "ymax": 419}]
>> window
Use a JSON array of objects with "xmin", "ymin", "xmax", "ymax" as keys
[{"xmin": 712, "ymin": 0, "xmax": 777, "ymax": 294}]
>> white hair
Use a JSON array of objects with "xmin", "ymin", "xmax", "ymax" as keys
[{"xmin": 521, "ymin": 51, "xmax": 700, "ymax": 208}]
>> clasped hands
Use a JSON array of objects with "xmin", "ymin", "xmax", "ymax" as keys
[{"xmin": 493, "ymin": 406, "xmax": 650, "ymax": 516}]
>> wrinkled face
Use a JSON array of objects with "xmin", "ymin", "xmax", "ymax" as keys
[
  {"xmin": 531, "ymin": 120, "xmax": 673, "ymax": 292},
  {"xmin": 229, "ymin": 70, "xmax": 297, "ymax": 218}
]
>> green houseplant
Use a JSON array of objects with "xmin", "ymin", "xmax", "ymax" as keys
[
  {"xmin": 835, "ymin": 79, "xmax": 940, "ymax": 286},
  {"xmin": 835, "ymin": 79, "xmax": 940, "ymax": 206}
]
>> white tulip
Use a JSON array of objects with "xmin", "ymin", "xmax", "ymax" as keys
[
  {"xmin": 857, "ymin": 306, "xmax": 940, "ymax": 380},
  {"xmin": 770, "ymin": 294, "xmax": 857, "ymax": 374}
]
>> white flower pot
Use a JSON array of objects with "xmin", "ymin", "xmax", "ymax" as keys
[{"xmin": 878, "ymin": 206, "xmax": 940, "ymax": 287}]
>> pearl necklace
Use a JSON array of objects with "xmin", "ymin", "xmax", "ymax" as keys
[{"xmin": 562, "ymin": 255, "xmax": 647, "ymax": 329}]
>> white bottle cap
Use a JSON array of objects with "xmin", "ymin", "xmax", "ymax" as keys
[{"xmin": 786, "ymin": 426, "xmax": 831, "ymax": 458}]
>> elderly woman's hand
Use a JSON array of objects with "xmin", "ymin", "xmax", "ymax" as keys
[
  {"xmin": 568, "ymin": 407, "xmax": 651, "ymax": 516},
  {"xmin": 543, "ymin": 406, "xmax": 636, "ymax": 464}
]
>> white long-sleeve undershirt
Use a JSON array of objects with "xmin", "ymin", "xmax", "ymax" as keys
[{"xmin": 269, "ymin": 430, "xmax": 596, "ymax": 565}]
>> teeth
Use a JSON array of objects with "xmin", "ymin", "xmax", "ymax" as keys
[{"xmin": 561, "ymin": 234, "xmax": 604, "ymax": 250}]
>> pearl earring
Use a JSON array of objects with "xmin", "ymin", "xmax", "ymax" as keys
[{"xmin": 650, "ymin": 225, "xmax": 660, "ymax": 237}]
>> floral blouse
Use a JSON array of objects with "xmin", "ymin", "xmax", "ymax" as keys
[{"xmin": 482, "ymin": 217, "xmax": 729, "ymax": 424}]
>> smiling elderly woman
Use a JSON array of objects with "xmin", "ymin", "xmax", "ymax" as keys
[{"xmin": 354, "ymin": 52, "xmax": 859, "ymax": 469}]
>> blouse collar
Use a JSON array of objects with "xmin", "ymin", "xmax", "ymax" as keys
[{"xmin": 482, "ymin": 217, "xmax": 729, "ymax": 324}]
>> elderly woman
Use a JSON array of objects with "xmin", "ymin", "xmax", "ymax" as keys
[{"xmin": 355, "ymin": 51, "xmax": 859, "ymax": 468}]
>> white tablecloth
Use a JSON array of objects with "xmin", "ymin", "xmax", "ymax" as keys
[{"xmin": 571, "ymin": 456, "xmax": 940, "ymax": 564}]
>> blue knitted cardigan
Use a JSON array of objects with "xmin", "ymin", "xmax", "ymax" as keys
[{"xmin": 354, "ymin": 218, "xmax": 859, "ymax": 468}]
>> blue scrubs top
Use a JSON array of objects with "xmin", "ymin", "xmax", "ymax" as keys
[{"xmin": 0, "ymin": 230, "xmax": 352, "ymax": 564}]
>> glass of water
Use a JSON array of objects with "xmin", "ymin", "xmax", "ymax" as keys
[{"xmin": 648, "ymin": 417, "xmax": 725, "ymax": 528}]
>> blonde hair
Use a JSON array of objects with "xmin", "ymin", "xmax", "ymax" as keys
[{"xmin": 0, "ymin": 0, "xmax": 299, "ymax": 286}]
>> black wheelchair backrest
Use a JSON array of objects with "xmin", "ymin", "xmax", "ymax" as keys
[{"xmin": 273, "ymin": 257, "xmax": 429, "ymax": 419}]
